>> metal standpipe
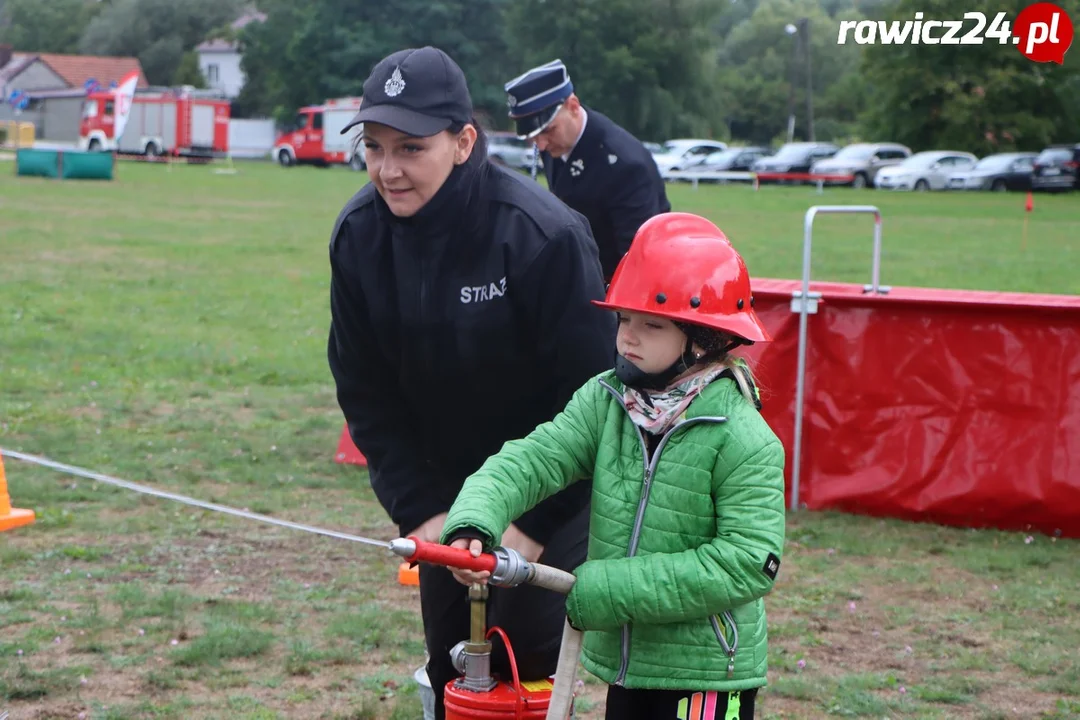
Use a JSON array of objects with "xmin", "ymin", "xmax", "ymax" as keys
[{"xmin": 790, "ymin": 205, "xmax": 886, "ymax": 512}]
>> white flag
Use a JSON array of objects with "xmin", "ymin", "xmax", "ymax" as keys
[{"xmin": 112, "ymin": 70, "xmax": 140, "ymax": 141}]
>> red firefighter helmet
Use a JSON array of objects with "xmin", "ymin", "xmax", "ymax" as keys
[{"xmin": 592, "ymin": 212, "xmax": 771, "ymax": 343}]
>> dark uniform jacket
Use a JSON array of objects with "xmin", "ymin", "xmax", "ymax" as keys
[
  {"xmin": 327, "ymin": 158, "xmax": 616, "ymax": 543},
  {"xmin": 543, "ymin": 108, "xmax": 671, "ymax": 280}
]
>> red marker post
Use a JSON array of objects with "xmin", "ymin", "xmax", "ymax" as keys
[
  {"xmin": 1013, "ymin": 2, "xmax": 1074, "ymax": 64},
  {"xmin": 1022, "ymin": 190, "xmax": 1034, "ymax": 250}
]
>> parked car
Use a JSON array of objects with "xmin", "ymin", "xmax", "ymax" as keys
[
  {"xmin": 946, "ymin": 152, "xmax": 1036, "ymax": 192},
  {"xmin": 643, "ymin": 141, "xmax": 665, "ymax": 154},
  {"xmin": 874, "ymin": 150, "xmax": 977, "ymax": 191},
  {"xmin": 652, "ymin": 138, "xmax": 729, "ymax": 176},
  {"xmin": 672, "ymin": 146, "xmax": 769, "ymax": 184},
  {"xmin": 752, "ymin": 142, "xmax": 839, "ymax": 180},
  {"xmin": 488, "ymin": 131, "xmax": 539, "ymax": 171},
  {"xmin": 1031, "ymin": 143, "xmax": 1080, "ymax": 192},
  {"xmin": 810, "ymin": 142, "xmax": 911, "ymax": 188},
  {"xmin": 698, "ymin": 146, "xmax": 770, "ymax": 172}
]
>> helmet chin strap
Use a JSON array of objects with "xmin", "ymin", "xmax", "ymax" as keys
[{"xmin": 614, "ymin": 338, "xmax": 702, "ymax": 394}]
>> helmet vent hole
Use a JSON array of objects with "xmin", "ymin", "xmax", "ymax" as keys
[
  {"xmin": 737, "ymin": 298, "xmax": 745, "ymax": 310},
  {"xmin": 750, "ymin": 296, "xmax": 755, "ymax": 308},
  {"xmin": 655, "ymin": 293, "xmax": 667, "ymax": 304},
  {"xmin": 690, "ymin": 296, "xmax": 701, "ymax": 308}
]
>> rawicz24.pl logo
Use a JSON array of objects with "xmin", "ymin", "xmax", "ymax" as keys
[{"xmin": 837, "ymin": 2, "xmax": 1074, "ymax": 64}]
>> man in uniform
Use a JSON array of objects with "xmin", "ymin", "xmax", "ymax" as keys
[{"xmin": 505, "ymin": 60, "xmax": 671, "ymax": 282}]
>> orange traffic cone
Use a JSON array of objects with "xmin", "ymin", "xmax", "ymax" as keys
[
  {"xmin": 334, "ymin": 423, "xmax": 368, "ymax": 466},
  {"xmin": 0, "ymin": 450, "xmax": 35, "ymax": 532}
]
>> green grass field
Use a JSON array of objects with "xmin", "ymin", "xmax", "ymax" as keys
[{"xmin": 1, "ymin": 159, "xmax": 1078, "ymax": 719}]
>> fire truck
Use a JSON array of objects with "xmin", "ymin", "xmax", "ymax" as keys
[
  {"xmin": 272, "ymin": 96, "xmax": 365, "ymax": 170},
  {"xmin": 79, "ymin": 86, "xmax": 230, "ymax": 158}
]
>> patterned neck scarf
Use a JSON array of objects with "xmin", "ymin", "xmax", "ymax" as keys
[{"xmin": 623, "ymin": 363, "xmax": 727, "ymax": 436}]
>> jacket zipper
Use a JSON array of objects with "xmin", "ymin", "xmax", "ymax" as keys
[
  {"xmin": 710, "ymin": 610, "xmax": 740, "ymax": 678},
  {"xmin": 599, "ymin": 379, "xmax": 729, "ymax": 686}
]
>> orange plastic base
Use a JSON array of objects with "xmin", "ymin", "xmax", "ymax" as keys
[
  {"xmin": 0, "ymin": 507, "xmax": 35, "ymax": 533},
  {"xmin": 398, "ymin": 562, "xmax": 419, "ymax": 586}
]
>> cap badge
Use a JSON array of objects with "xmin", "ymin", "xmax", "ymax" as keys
[
  {"xmin": 384, "ymin": 67, "xmax": 406, "ymax": 98},
  {"xmin": 506, "ymin": 93, "xmax": 517, "ymax": 108}
]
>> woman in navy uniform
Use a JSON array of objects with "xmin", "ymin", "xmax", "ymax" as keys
[
  {"xmin": 505, "ymin": 60, "xmax": 671, "ymax": 282},
  {"xmin": 326, "ymin": 46, "xmax": 615, "ymax": 719}
]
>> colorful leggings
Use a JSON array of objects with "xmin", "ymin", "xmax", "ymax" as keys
[{"xmin": 604, "ymin": 685, "xmax": 759, "ymax": 720}]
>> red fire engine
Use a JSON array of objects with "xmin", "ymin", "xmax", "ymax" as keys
[
  {"xmin": 273, "ymin": 96, "xmax": 365, "ymax": 170},
  {"xmin": 79, "ymin": 86, "xmax": 230, "ymax": 158}
]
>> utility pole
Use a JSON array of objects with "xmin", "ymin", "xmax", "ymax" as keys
[
  {"xmin": 799, "ymin": 16, "xmax": 815, "ymax": 142},
  {"xmin": 785, "ymin": 23, "xmax": 798, "ymax": 142}
]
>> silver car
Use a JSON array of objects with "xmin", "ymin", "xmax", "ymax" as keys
[
  {"xmin": 488, "ymin": 132, "xmax": 540, "ymax": 171},
  {"xmin": 811, "ymin": 142, "xmax": 911, "ymax": 188},
  {"xmin": 874, "ymin": 151, "xmax": 978, "ymax": 191}
]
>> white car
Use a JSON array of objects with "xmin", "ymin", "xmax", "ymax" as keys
[
  {"xmin": 874, "ymin": 151, "xmax": 978, "ymax": 191},
  {"xmin": 652, "ymin": 139, "xmax": 728, "ymax": 177}
]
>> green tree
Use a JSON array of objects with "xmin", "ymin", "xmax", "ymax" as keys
[
  {"xmin": 859, "ymin": 0, "xmax": 1080, "ymax": 154},
  {"xmin": 0, "ymin": 0, "xmax": 100, "ymax": 54},
  {"xmin": 173, "ymin": 51, "xmax": 207, "ymax": 88},
  {"xmin": 505, "ymin": 0, "xmax": 728, "ymax": 142},
  {"xmin": 714, "ymin": 0, "xmax": 865, "ymax": 145},
  {"xmin": 235, "ymin": 0, "xmax": 512, "ymax": 124},
  {"xmin": 78, "ymin": 0, "xmax": 244, "ymax": 85}
]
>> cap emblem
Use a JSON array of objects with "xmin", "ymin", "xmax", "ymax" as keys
[{"xmin": 384, "ymin": 67, "xmax": 406, "ymax": 98}]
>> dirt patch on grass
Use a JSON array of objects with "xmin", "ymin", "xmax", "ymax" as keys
[
  {"xmin": 24, "ymin": 702, "xmax": 89, "ymax": 719},
  {"xmin": 764, "ymin": 547, "xmax": 1070, "ymax": 717}
]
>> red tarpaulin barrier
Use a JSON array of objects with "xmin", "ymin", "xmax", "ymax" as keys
[
  {"xmin": 745, "ymin": 279, "xmax": 1080, "ymax": 538},
  {"xmin": 330, "ymin": 278, "xmax": 1080, "ymax": 538}
]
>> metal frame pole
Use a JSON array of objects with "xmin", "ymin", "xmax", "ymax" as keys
[{"xmin": 790, "ymin": 205, "xmax": 884, "ymax": 511}]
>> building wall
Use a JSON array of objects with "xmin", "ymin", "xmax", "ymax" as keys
[
  {"xmin": 40, "ymin": 97, "xmax": 84, "ymax": 143},
  {"xmin": 228, "ymin": 118, "xmax": 276, "ymax": 158},
  {"xmin": 7, "ymin": 61, "xmax": 67, "ymax": 92},
  {"xmin": 0, "ymin": 97, "xmax": 81, "ymax": 143},
  {"xmin": 198, "ymin": 50, "xmax": 245, "ymax": 99}
]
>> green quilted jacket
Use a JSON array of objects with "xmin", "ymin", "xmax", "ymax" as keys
[{"xmin": 441, "ymin": 369, "xmax": 786, "ymax": 692}]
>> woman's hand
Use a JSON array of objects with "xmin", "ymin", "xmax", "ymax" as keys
[
  {"xmin": 406, "ymin": 512, "xmax": 448, "ymax": 543},
  {"xmin": 500, "ymin": 523, "xmax": 545, "ymax": 563},
  {"xmin": 447, "ymin": 538, "xmax": 492, "ymax": 586}
]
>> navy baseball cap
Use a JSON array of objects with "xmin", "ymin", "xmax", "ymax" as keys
[
  {"xmin": 341, "ymin": 47, "xmax": 473, "ymax": 137},
  {"xmin": 504, "ymin": 59, "xmax": 574, "ymax": 139}
]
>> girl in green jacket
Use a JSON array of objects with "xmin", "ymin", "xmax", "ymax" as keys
[{"xmin": 440, "ymin": 212, "xmax": 787, "ymax": 720}]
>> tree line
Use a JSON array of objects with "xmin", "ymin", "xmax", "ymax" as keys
[{"xmin": 2, "ymin": 0, "xmax": 1077, "ymax": 155}]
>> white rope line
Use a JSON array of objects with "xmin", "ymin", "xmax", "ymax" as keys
[{"xmin": 0, "ymin": 448, "xmax": 392, "ymax": 550}]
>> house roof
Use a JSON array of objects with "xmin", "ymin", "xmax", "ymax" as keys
[
  {"xmin": 0, "ymin": 53, "xmax": 36, "ymax": 85},
  {"xmin": 196, "ymin": 10, "xmax": 267, "ymax": 53},
  {"xmin": 36, "ymin": 53, "xmax": 149, "ymax": 90},
  {"xmin": 1, "ymin": 52, "xmax": 148, "ymax": 91}
]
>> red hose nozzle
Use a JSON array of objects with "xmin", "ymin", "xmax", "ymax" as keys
[{"xmin": 389, "ymin": 536, "xmax": 498, "ymax": 573}]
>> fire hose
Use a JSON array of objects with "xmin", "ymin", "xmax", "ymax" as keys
[{"xmin": 2, "ymin": 448, "xmax": 582, "ymax": 720}]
